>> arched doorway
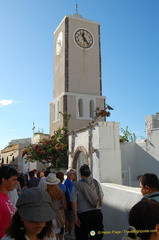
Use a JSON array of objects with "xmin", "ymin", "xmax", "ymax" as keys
[{"xmin": 72, "ymin": 146, "xmax": 90, "ymax": 180}]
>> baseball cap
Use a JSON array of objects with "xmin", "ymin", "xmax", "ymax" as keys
[{"xmin": 16, "ymin": 187, "xmax": 55, "ymax": 222}]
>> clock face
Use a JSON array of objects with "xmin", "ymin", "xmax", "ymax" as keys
[
  {"xmin": 56, "ymin": 31, "xmax": 63, "ymax": 55},
  {"xmin": 74, "ymin": 29, "xmax": 93, "ymax": 49}
]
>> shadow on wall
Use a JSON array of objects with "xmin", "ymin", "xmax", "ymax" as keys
[
  {"xmin": 102, "ymin": 202, "xmax": 129, "ymax": 240},
  {"xmin": 136, "ymin": 143, "xmax": 159, "ymax": 176},
  {"xmin": 121, "ymin": 142, "xmax": 159, "ymax": 187},
  {"xmin": 101, "ymin": 183, "xmax": 141, "ymax": 240}
]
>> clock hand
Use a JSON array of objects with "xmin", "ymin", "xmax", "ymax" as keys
[{"xmin": 82, "ymin": 32, "xmax": 89, "ymax": 45}]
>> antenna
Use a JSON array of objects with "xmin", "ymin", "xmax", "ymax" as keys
[
  {"xmin": 76, "ymin": 0, "xmax": 78, "ymax": 14},
  {"xmin": 32, "ymin": 122, "xmax": 35, "ymax": 134}
]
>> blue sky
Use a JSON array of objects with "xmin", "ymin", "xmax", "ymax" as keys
[{"xmin": 0, "ymin": 0, "xmax": 159, "ymax": 150}]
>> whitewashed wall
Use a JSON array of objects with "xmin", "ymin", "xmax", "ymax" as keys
[
  {"xmin": 120, "ymin": 142, "xmax": 139, "ymax": 186},
  {"xmin": 68, "ymin": 121, "xmax": 122, "ymax": 184},
  {"xmin": 22, "ymin": 156, "xmax": 37, "ymax": 173},
  {"xmin": 101, "ymin": 183, "xmax": 142, "ymax": 240},
  {"xmin": 67, "ymin": 115, "xmax": 159, "ymax": 239},
  {"xmin": 91, "ymin": 122, "xmax": 122, "ymax": 184},
  {"xmin": 120, "ymin": 115, "xmax": 159, "ymax": 186},
  {"xmin": 121, "ymin": 141, "xmax": 159, "ymax": 187}
]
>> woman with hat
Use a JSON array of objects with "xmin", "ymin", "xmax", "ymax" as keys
[
  {"xmin": 44, "ymin": 173, "xmax": 67, "ymax": 240},
  {"xmin": 2, "ymin": 187, "xmax": 55, "ymax": 240}
]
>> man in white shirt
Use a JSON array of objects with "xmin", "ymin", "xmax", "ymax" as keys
[{"xmin": 71, "ymin": 164, "xmax": 104, "ymax": 240}]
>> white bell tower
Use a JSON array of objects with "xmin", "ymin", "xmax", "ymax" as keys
[{"xmin": 50, "ymin": 13, "xmax": 106, "ymax": 134}]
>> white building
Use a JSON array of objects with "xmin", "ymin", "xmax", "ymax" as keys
[
  {"xmin": 0, "ymin": 138, "xmax": 31, "ymax": 170},
  {"xmin": 0, "ymin": 133, "xmax": 50, "ymax": 173},
  {"xmin": 67, "ymin": 113, "xmax": 159, "ymax": 239}
]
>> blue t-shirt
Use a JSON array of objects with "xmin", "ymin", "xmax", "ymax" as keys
[
  {"xmin": 64, "ymin": 178, "xmax": 73, "ymax": 193},
  {"xmin": 59, "ymin": 183, "xmax": 67, "ymax": 194}
]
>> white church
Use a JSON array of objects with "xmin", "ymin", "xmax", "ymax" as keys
[
  {"xmin": 48, "ymin": 12, "xmax": 159, "ymax": 239},
  {"xmin": 1, "ymin": 10, "xmax": 159, "ymax": 240}
]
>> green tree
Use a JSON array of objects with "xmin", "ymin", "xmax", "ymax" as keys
[{"xmin": 120, "ymin": 126, "xmax": 137, "ymax": 142}]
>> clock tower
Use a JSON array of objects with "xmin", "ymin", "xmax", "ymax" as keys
[{"xmin": 50, "ymin": 13, "xmax": 106, "ymax": 134}]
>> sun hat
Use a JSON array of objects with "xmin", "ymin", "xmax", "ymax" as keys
[
  {"xmin": 44, "ymin": 173, "xmax": 60, "ymax": 185},
  {"xmin": 16, "ymin": 187, "xmax": 55, "ymax": 222}
]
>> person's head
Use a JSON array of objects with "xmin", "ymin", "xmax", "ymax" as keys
[
  {"xmin": 39, "ymin": 172, "xmax": 45, "ymax": 178},
  {"xmin": 79, "ymin": 164, "xmax": 91, "ymax": 177},
  {"xmin": 6, "ymin": 187, "xmax": 55, "ymax": 240},
  {"xmin": 66, "ymin": 168, "xmax": 76, "ymax": 180},
  {"xmin": 56, "ymin": 172, "xmax": 64, "ymax": 183},
  {"xmin": 128, "ymin": 199, "xmax": 159, "ymax": 240},
  {"xmin": 17, "ymin": 176, "xmax": 26, "ymax": 189},
  {"xmin": 32, "ymin": 169, "xmax": 38, "ymax": 174},
  {"xmin": 0, "ymin": 166, "xmax": 18, "ymax": 192},
  {"xmin": 139, "ymin": 173, "xmax": 159, "ymax": 196},
  {"xmin": 44, "ymin": 169, "xmax": 51, "ymax": 177},
  {"xmin": 29, "ymin": 170, "xmax": 34, "ymax": 178},
  {"xmin": 44, "ymin": 173, "xmax": 62, "ymax": 201}
]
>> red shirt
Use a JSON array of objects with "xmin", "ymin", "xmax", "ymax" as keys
[{"xmin": 0, "ymin": 192, "xmax": 16, "ymax": 239}]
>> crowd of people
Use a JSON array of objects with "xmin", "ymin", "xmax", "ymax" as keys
[
  {"xmin": 1, "ymin": 164, "xmax": 159, "ymax": 240},
  {"xmin": 0, "ymin": 164, "xmax": 104, "ymax": 240}
]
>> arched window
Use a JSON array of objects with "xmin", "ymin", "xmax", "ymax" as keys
[
  {"xmin": 78, "ymin": 99, "xmax": 83, "ymax": 117},
  {"xmin": 12, "ymin": 156, "xmax": 15, "ymax": 162},
  {"xmin": 90, "ymin": 100, "xmax": 94, "ymax": 118},
  {"xmin": 53, "ymin": 104, "xmax": 55, "ymax": 121},
  {"xmin": 6, "ymin": 157, "xmax": 8, "ymax": 164},
  {"xmin": 57, "ymin": 101, "xmax": 60, "ymax": 119}
]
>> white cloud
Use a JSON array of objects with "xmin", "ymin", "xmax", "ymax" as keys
[{"xmin": 0, "ymin": 99, "xmax": 14, "ymax": 108}]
